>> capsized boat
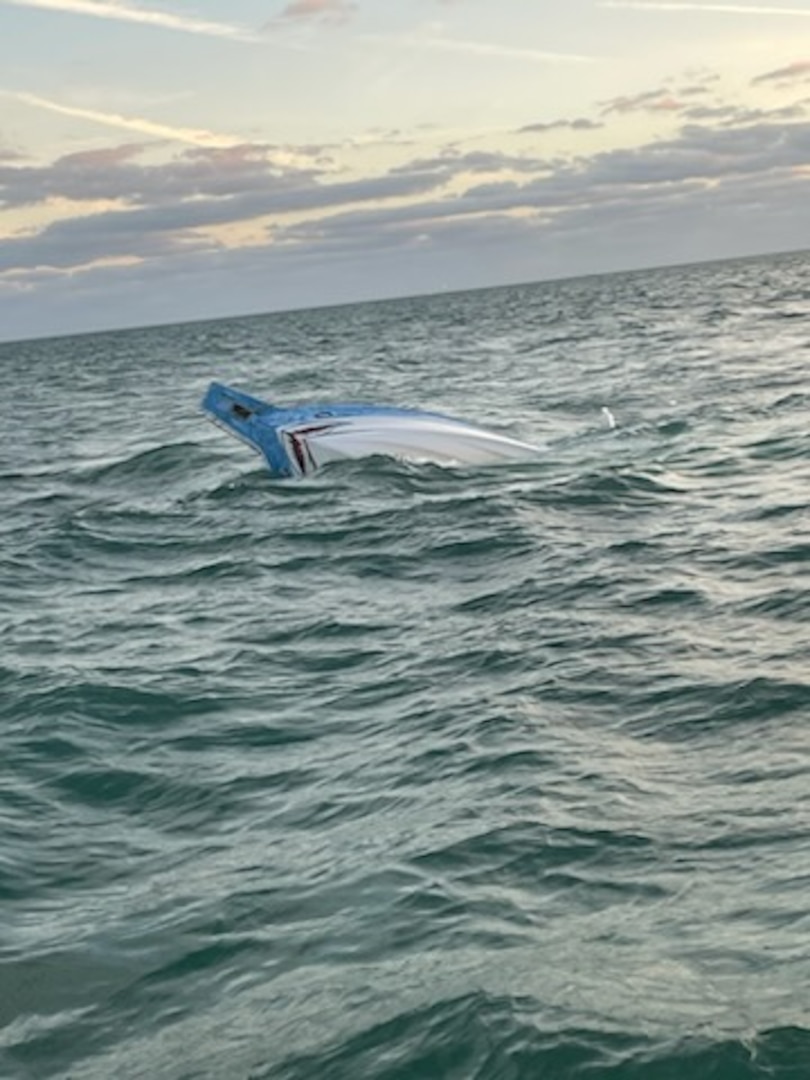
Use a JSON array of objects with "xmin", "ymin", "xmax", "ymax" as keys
[{"xmin": 202, "ymin": 381, "xmax": 543, "ymax": 479}]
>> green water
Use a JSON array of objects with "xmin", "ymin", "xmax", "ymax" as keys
[{"xmin": 2, "ymin": 253, "xmax": 809, "ymax": 1078}]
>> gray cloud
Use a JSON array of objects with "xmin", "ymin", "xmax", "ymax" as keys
[
  {"xmin": 518, "ymin": 118, "xmax": 603, "ymax": 133},
  {"xmin": 0, "ymin": 164, "xmax": 448, "ymax": 271},
  {"xmin": 6, "ymin": 158, "xmax": 807, "ymax": 342},
  {"xmin": 390, "ymin": 148, "xmax": 554, "ymax": 177},
  {"xmin": 264, "ymin": 117, "xmax": 810, "ymax": 247},
  {"xmin": 278, "ymin": 0, "xmax": 357, "ymax": 22},
  {"xmin": 0, "ymin": 143, "xmax": 331, "ymax": 210},
  {"xmin": 3, "ymin": 111, "xmax": 810, "ymax": 338},
  {"xmin": 684, "ymin": 102, "xmax": 807, "ymax": 124},
  {"xmin": 579, "ymin": 119, "xmax": 810, "ymax": 186},
  {"xmin": 268, "ymin": 116, "xmax": 810, "ymax": 250},
  {"xmin": 601, "ymin": 88, "xmax": 682, "ymax": 114},
  {"xmin": 682, "ymin": 104, "xmax": 749, "ymax": 122},
  {"xmin": 601, "ymin": 77, "xmax": 723, "ymax": 115},
  {"xmin": 3, "ymin": 165, "xmax": 807, "ymax": 343},
  {"xmin": 752, "ymin": 60, "xmax": 810, "ymax": 86}
]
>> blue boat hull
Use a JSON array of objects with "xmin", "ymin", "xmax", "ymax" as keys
[{"xmin": 202, "ymin": 382, "xmax": 543, "ymax": 478}]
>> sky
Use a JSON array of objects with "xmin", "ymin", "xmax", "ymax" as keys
[{"xmin": 0, "ymin": 0, "xmax": 809, "ymax": 339}]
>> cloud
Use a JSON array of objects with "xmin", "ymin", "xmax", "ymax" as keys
[
  {"xmin": 752, "ymin": 60, "xmax": 810, "ymax": 85},
  {"xmin": 3, "ymin": 99, "xmax": 810, "ymax": 343},
  {"xmin": 0, "ymin": 141, "xmax": 320, "ymax": 210},
  {"xmin": 280, "ymin": 117, "xmax": 810, "ymax": 234},
  {"xmin": 0, "ymin": 140, "xmax": 563, "ymax": 227},
  {"xmin": 5, "ymin": 114, "xmax": 810, "ymax": 268},
  {"xmin": 0, "ymin": 152, "xmax": 449, "ymax": 270},
  {"xmin": 684, "ymin": 102, "xmax": 806, "ymax": 122},
  {"xmin": 403, "ymin": 34, "xmax": 595, "ymax": 64},
  {"xmin": 518, "ymin": 118, "xmax": 603, "ymax": 133},
  {"xmin": 682, "ymin": 104, "xmax": 748, "ymax": 121},
  {"xmin": 279, "ymin": 0, "xmax": 357, "ymax": 21},
  {"xmin": 1, "ymin": 0, "xmax": 258, "ymax": 40},
  {"xmin": 3, "ymin": 133, "xmax": 809, "ymax": 341},
  {"xmin": 601, "ymin": 2, "xmax": 810, "ymax": 17},
  {"xmin": 54, "ymin": 143, "xmax": 153, "ymax": 168},
  {"xmin": 578, "ymin": 119, "xmax": 810, "ymax": 186},
  {"xmin": 601, "ymin": 77, "xmax": 720, "ymax": 115},
  {"xmin": 5, "ymin": 92, "xmax": 254, "ymax": 150},
  {"xmin": 265, "ymin": 177, "xmax": 735, "ymax": 251},
  {"xmin": 601, "ymin": 88, "xmax": 683, "ymax": 114},
  {"xmin": 390, "ymin": 148, "xmax": 554, "ymax": 177},
  {"xmin": 359, "ymin": 28, "xmax": 595, "ymax": 65}
]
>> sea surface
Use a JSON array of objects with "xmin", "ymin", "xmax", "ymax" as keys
[{"xmin": 1, "ymin": 251, "xmax": 809, "ymax": 1079}]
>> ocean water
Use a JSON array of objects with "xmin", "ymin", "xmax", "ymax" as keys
[{"xmin": 1, "ymin": 251, "xmax": 809, "ymax": 1080}]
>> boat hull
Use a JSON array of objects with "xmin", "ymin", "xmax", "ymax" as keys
[{"xmin": 202, "ymin": 382, "xmax": 543, "ymax": 478}]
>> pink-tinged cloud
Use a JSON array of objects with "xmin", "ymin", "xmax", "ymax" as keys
[
  {"xmin": 280, "ymin": 0, "xmax": 357, "ymax": 21},
  {"xmin": 752, "ymin": 60, "xmax": 810, "ymax": 85},
  {"xmin": 58, "ymin": 143, "xmax": 153, "ymax": 168},
  {"xmin": 602, "ymin": 89, "xmax": 684, "ymax": 114}
]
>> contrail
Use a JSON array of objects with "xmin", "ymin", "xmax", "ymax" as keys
[
  {"xmin": 602, "ymin": 2, "xmax": 810, "ymax": 18},
  {"xmin": 7, "ymin": 92, "xmax": 246, "ymax": 148},
  {"xmin": 2, "ymin": 0, "xmax": 259, "ymax": 41},
  {"xmin": 364, "ymin": 32, "xmax": 596, "ymax": 65},
  {"xmin": 418, "ymin": 36, "xmax": 595, "ymax": 63}
]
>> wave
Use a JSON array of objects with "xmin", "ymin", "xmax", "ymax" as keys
[
  {"xmin": 73, "ymin": 441, "xmax": 217, "ymax": 484},
  {"xmin": 270, "ymin": 995, "xmax": 809, "ymax": 1080}
]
